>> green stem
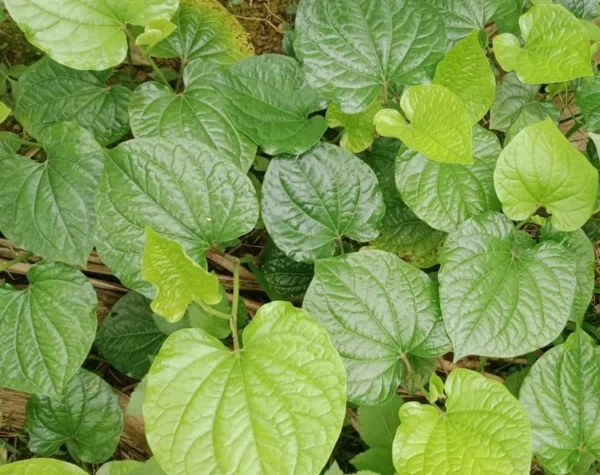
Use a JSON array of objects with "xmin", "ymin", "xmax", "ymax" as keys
[
  {"xmin": 198, "ymin": 300, "xmax": 231, "ymax": 320},
  {"xmin": 17, "ymin": 138, "xmax": 39, "ymax": 148},
  {"xmin": 0, "ymin": 252, "xmax": 33, "ymax": 272},
  {"xmin": 476, "ymin": 356, "xmax": 488, "ymax": 373},
  {"xmin": 123, "ymin": 27, "xmax": 171, "ymax": 88},
  {"xmin": 230, "ymin": 257, "xmax": 241, "ymax": 352},
  {"xmin": 381, "ymin": 80, "xmax": 389, "ymax": 107},
  {"xmin": 337, "ymin": 236, "xmax": 345, "ymax": 256}
]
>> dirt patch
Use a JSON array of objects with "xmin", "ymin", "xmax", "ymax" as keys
[{"xmin": 0, "ymin": 19, "xmax": 41, "ymax": 67}]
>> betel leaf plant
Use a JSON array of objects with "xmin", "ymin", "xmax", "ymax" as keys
[{"xmin": 0, "ymin": 0, "xmax": 600, "ymax": 474}]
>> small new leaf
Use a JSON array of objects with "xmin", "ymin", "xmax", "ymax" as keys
[
  {"xmin": 327, "ymin": 100, "xmax": 382, "ymax": 153},
  {"xmin": 136, "ymin": 19, "xmax": 177, "ymax": 46}
]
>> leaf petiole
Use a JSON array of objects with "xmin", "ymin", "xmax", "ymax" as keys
[
  {"xmin": 123, "ymin": 27, "xmax": 171, "ymax": 88},
  {"xmin": 197, "ymin": 300, "xmax": 231, "ymax": 320},
  {"xmin": 230, "ymin": 257, "xmax": 241, "ymax": 352},
  {"xmin": 0, "ymin": 252, "xmax": 33, "ymax": 272}
]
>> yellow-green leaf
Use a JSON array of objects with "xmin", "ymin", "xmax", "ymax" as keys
[
  {"xmin": 327, "ymin": 100, "xmax": 382, "ymax": 153},
  {"xmin": 136, "ymin": 19, "xmax": 177, "ymax": 46},
  {"xmin": 0, "ymin": 102, "xmax": 10, "ymax": 123}
]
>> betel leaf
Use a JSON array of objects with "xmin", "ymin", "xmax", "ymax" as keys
[
  {"xmin": 556, "ymin": 0, "xmax": 598, "ymax": 19},
  {"xmin": 0, "ymin": 459, "xmax": 87, "ymax": 475},
  {"xmin": 490, "ymin": 72, "xmax": 541, "ymax": 132},
  {"xmin": 396, "ymin": 125, "xmax": 501, "ymax": 233},
  {"xmin": 375, "ymin": 84, "xmax": 473, "ymax": 164},
  {"xmin": 129, "ymin": 59, "xmax": 256, "ymax": 172},
  {"xmin": 303, "ymin": 249, "xmax": 450, "ymax": 405},
  {"xmin": 0, "ymin": 131, "xmax": 22, "ymax": 155},
  {"xmin": 262, "ymin": 142, "xmax": 385, "ymax": 262},
  {"xmin": 0, "ymin": 122, "xmax": 105, "ymax": 266},
  {"xmin": 0, "ymin": 102, "xmax": 10, "ymax": 123},
  {"xmin": 576, "ymin": 75, "xmax": 600, "ymax": 134},
  {"xmin": 126, "ymin": 376, "xmax": 147, "ymax": 417},
  {"xmin": 142, "ymin": 228, "xmax": 221, "ymax": 322},
  {"xmin": 97, "ymin": 461, "xmax": 143, "ymax": 475},
  {"xmin": 94, "ymin": 138, "xmax": 258, "ymax": 295},
  {"xmin": 439, "ymin": 212, "xmax": 577, "ymax": 359},
  {"xmin": 4, "ymin": 0, "xmax": 179, "ymax": 70},
  {"xmin": 294, "ymin": 0, "xmax": 446, "ymax": 114},
  {"xmin": 260, "ymin": 240, "xmax": 314, "ymax": 299},
  {"xmin": 504, "ymin": 101, "xmax": 561, "ymax": 145},
  {"xmin": 96, "ymin": 292, "xmax": 167, "ymax": 380},
  {"xmin": 326, "ymin": 100, "xmax": 382, "ymax": 153},
  {"xmin": 520, "ymin": 328, "xmax": 600, "ymax": 474},
  {"xmin": 135, "ymin": 19, "xmax": 177, "ymax": 47},
  {"xmin": 150, "ymin": 0, "xmax": 254, "ymax": 63},
  {"xmin": 493, "ymin": 3, "xmax": 593, "ymax": 84},
  {"xmin": 143, "ymin": 301, "xmax": 346, "ymax": 474},
  {"xmin": 393, "ymin": 369, "xmax": 532, "ymax": 474},
  {"xmin": 494, "ymin": 118, "xmax": 598, "ymax": 231},
  {"xmin": 433, "ymin": 30, "xmax": 495, "ymax": 124},
  {"xmin": 213, "ymin": 54, "xmax": 327, "ymax": 156},
  {"xmin": 130, "ymin": 459, "xmax": 166, "ymax": 475},
  {"xmin": 25, "ymin": 369, "xmax": 123, "ymax": 464},
  {"xmin": 0, "ymin": 261, "xmax": 96, "ymax": 397}
]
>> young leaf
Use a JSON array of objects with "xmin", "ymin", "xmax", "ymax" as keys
[
  {"xmin": 97, "ymin": 461, "xmax": 143, "ymax": 475},
  {"xmin": 0, "ymin": 459, "xmax": 87, "ymax": 475},
  {"xmin": 439, "ymin": 212, "xmax": 577, "ymax": 358},
  {"xmin": 25, "ymin": 369, "xmax": 123, "ymax": 463},
  {"xmin": 0, "ymin": 122, "xmax": 106, "ymax": 266},
  {"xmin": 375, "ymin": 85, "xmax": 473, "ymax": 164},
  {"xmin": 520, "ymin": 328, "xmax": 600, "ymax": 474},
  {"xmin": 393, "ymin": 369, "xmax": 532, "ymax": 474},
  {"xmin": 494, "ymin": 118, "xmax": 598, "ymax": 231},
  {"xmin": 129, "ymin": 59, "xmax": 256, "ymax": 171},
  {"xmin": 303, "ymin": 250, "xmax": 450, "ymax": 405},
  {"xmin": 142, "ymin": 227, "xmax": 221, "ymax": 322},
  {"xmin": 294, "ymin": 0, "xmax": 446, "ymax": 113},
  {"xmin": 326, "ymin": 100, "xmax": 382, "ymax": 153},
  {"xmin": 396, "ymin": 125, "xmax": 501, "ymax": 233},
  {"xmin": 144, "ymin": 301, "xmax": 346, "ymax": 474},
  {"xmin": 493, "ymin": 3, "xmax": 593, "ymax": 84},
  {"xmin": 149, "ymin": 0, "xmax": 254, "ymax": 63},
  {"xmin": 260, "ymin": 240, "xmax": 314, "ymax": 299},
  {"xmin": 15, "ymin": 57, "xmax": 132, "ymax": 146},
  {"xmin": 576, "ymin": 75, "xmax": 600, "ymax": 134},
  {"xmin": 94, "ymin": 138, "xmax": 258, "ymax": 295},
  {"xmin": 433, "ymin": 30, "xmax": 495, "ymax": 124},
  {"xmin": 4, "ymin": 0, "xmax": 179, "ymax": 70},
  {"xmin": 213, "ymin": 54, "xmax": 327, "ymax": 156},
  {"xmin": 262, "ymin": 143, "xmax": 385, "ymax": 262},
  {"xmin": 135, "ymin": 19, "xmax": 177, "ymax": 47},
  {"xmin": 0, "ymin": 261, "xmax": 97, "ymax": 397}
]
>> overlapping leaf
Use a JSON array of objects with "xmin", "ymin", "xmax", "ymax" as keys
[
  {"xmin": 260, "ymin": 240, "xmax": 314, "ymax": 299},
  {"xmin": 576, "ymin": 75, "xmax": 600, "ymax": 134},
  {"xmin": 0, "ymin": 459, "xmax": 87, "ymax": 475},
  {"xmin": 97, "ymin": 461, "xmax": 143, "ymax": 475},
  {"xmin": 326, "ymin": 100, "xmax": 381, "ymax": 153},
  {"xmin": 556, "ymin": 0, "xmax": 598, "ymax": 19}
]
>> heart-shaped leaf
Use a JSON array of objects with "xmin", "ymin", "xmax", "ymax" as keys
[
  {"xmin": 143, "ymin": 301, "xmax": 346, "ymax": 475},
  {"xmin": 326, "ymin": 100, "xmax": 381, "ymax": 153},
  {"xmin": 439, "ymin": 212, "xmax": 577, "ymax": 358},
  {"xmin": 0, "ymin": 459, "xmax": 87, "ymax": 475},
  {"xmin": 0, "ymin": 261, "xmax": 97, "ymax": 396}
]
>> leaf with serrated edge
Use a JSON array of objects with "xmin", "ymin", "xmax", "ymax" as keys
[
  {"xmin": 0, "ymin": 459, "xmax": 87, "ymax": 475},
  {"xmin": 143, "ymin": 301, "xmax": 346, "ymax": 475},
  {"xmin": 393, "ymin": 369, "xmax": 532, "ymax": 474},
  {"xmin": 494, "ymin": 118, "xmax": 598, "ymax": 231},
  {"xmin": 439, "ymin": 212, "xmax": 577, "ymax": 358},
  {"xmin": 326, "ymin": 100, "xmax": 381, "ymax": 153}
]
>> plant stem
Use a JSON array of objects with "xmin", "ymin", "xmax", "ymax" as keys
[
  {"xmin": 476, "ymin": 356, "xmax": 488, "ymax": 373},
  {"xmin": 198, "ymin": 300, "xmax": 231, "ymax": 320},
  {"xmin": 0, "ymin": 252, "xmax": 33, "ymax": 272},
  {"xmin": 230, "ymin": 257, "xmax": 241, "ymax": 351},
  {"xmin": 123, "ymin": 27, "xmax": 171, "ymax": 88},
  {"xmin": 381, "ymin": 80, "xmax": 389, "ymax": 107},
  {"xmin": 337, "ymin": 236, "xmax": 345, "ymax": 256},
  {"xmin": 16, "ymin": 138, "xmax": 39, "ymax": 148},
  {"xmin": 175, "ymin": 59, "xmax": 187, "ymax": 93}
]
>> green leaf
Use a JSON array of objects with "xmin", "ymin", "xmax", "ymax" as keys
[
  {"xmin": 94, "ymin": 138, "xmax": 258, "ymax": 295},
  {"xmin": 25, "ymin": 369, "xmax": 123, "ymax": 463},
  {"xmin": 494, "ymin": 118, "xmax": 598, "ymax": 231},
  {"xmin": 150, "ymin": 0, "xmax": 254, "ymax": 63},
  {"xmin": 97, "ymin": 461, "xmax": 143, "ymax": 475},
  {"xmin": 325, "ymin": 462, "xmax": 344, "ymax": 475},
  {"xmin": 0, "ymin": 459, "xmax": 87, "ymax": 475},
  {"xmin": 144, "ymin": 301, "xmax": 346, "ymax": 474},
  {"xmin": 396, "ymin": 125, "xmax": 501, "ymax": 233},
  {"xmin": 439, "ymin": 212, "xmax": 577, "ymax": 358},
  {"xmin": 129, "ymin": 59, "xmax": 256, "ymax": 171},
  {"xmin": 504, "ymin": 366, "xmax": 530, "ymax": 398},
  {"xmin": 126, "ymin": 376, "xmax": 147, "ymax": 416},
  {"xmin": 393, "ymin": 369, "xmax": 532, "ymax": 474},
  {"xmin": 556, "ymin": 0, "xmax": 598, "ymax": 18},
  {"xmin": 520, "ymin": 328, "xmax": 600, "ymax": 474},
  {"xmin": 351, "ymin": 396, "xmax": 403, "ymax": 475},
  {"xmin": 294, "ymin": 0, "xmax": 446, "ymax": 113},
  {"xmin": 0, "ymin": 131, "xmax": 22, "ymax": 155},
  {"xmin": 130, "ymin": 459, "xmax": 166, "ymax": 475},
  {"xmin": 0, "ymin": 122, "xmax": 105, "ymax": 266},
  {"xmin": 136, "ymin": 19, "xmax": 177, "ymax": 46},
  {"xmin": 5, "ymin": 0, "xmax": 179, "ymax": 70},
  {"xmin": 375, "ymin": 84, "xmax": 473, "ymax": 164},
  {"xmin": 433, "ymin": 30, "xmax": 496, "ymax": 124},
  {"xmin": 576, "ymin": 75, "xmax": 600, "ymax": 134},
  {"xmin": 0, "ymin": 101, "xmax": 10, "ymax": 123},
  {"xmin": 493, "ymin": 3, "xmax": 593, "ymax": 84},
  {"xmin": 260, "ymin": 240, "xmax": 314, "ymax": 299},
  {"xmin": 96, "ymin": 292, "xmax": 167, "ymax": 379},
  {"xmin": 0, "ymin": 261, "xmax": 97, "ymax": 397},
  {"xmin": 303, "ymin": 250, "xmax": 450, "ymax": 405},
  {"xmin": 262, "ymin": 143, "xmax": 385, "ymax": 262},
  {"xmin": 490, "ymin": 72, "xmax": 542, "ymax": 132},
  {"xmin": 15, "ymin": 57, "xmax": 132, "ymax": 146},
  {"xmin": 213, "ymin": 54, "xmax": 327, "ymax": 155},
  {"xmin": 142, "ymin": 227, "xmax": 221, "ymax": 322},
  {"xmin": 326, "ymin": 100, "xmax": 382, "ymax": 153},
  {"xmin": 504, "ymin": 101, "xmax": 561, "ymax": 144}
]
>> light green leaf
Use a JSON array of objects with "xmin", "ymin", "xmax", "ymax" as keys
[
  {"xmin": 126, "ymin": 376, "xmax": 147, "ymax": 416},
  {"xmin": 142, "ymin": 227, "xmax": 221, "ymax": 322},
  {"xmin": 4, "ymin": 0, "xmax": 179, "ymax": 70},
  {"xmin": 303, "ymin": 250, "xmax": 449, "ymax": 405},
  {"xmin": 556, "ymin": 0, "xmax": 598, "ymax": 18},
  {"xmin": 15, "ymin": 57, "xmax": 132, "ymax": 146},
  {"xmin": 260, "ymin": 240, "xmax": 314, "ymax": 299},
  {"xmin": 96, "ymin": 292, "xmax": 167, "ymax": 379},
  {"xmin": 213, "ymin": 54, "xmax": 326, "ymax": 156},
  {"xmin": 144, "ymin": 301, "xmax": 346, "ymax": 474},
  {"xmin": 0, "ymin": 101, "xmax": 10, "ymax": 123},
  {"xmin": 396, "ymin": 125, "xmax": 501, "ymax": 233},
  {"xmin": 576, "ymin": 75, "xmax": 600, "ymax": 134},
  {"xmin": 136, "ymin": 19, "xmax": 177, "ymax": 46},
  {"xmin": 97, "ymin": 461, "xmax": 144, "ymax": 475},
  {"xmin": 520, "ymin": 328, "xmax": 600, "ymax": 474},
  {"xmin": 327, "ymin": 100, "xmax": 382, "ymax": 153},
  {"xmin": 262, "ymin": 143, "xmax": 385, "ymax": 262},
  {"xmin": 94, "ymin": 138, "xmax": 258, "ymax": 295},
  {"xmin": 130, "ymin": 459, "xmax": 166, "ymax": 475},
  {"xmin": 375, "ymin": 84, "xmax": 473, "ymax": 164},
  {"xmin": 25, "ymin": 369, "xmax": 123, "ymax": 463},
  {"xmin": 490, "ymin": 72, "xmax": 542, "ymax": 132},
  {"xmin": 0, "ymin": 459, "xmax": 87, "ymax": 475},
  {"xmin": 325, "ymin": 462, "xmax": 344, "ymax": 475},
  {"xmin": 0, "ymin": 122, "xmax": 105, "ymax": 266},
  {"xmin": 294, "ymin": 0, "xmax": 446, "ymax": 114},
  {"xmin": 439, "ymin": 212, "xmax": 577, "ymax": 358},
  {"xmin": 150, "ymin": 0, "xmax": 254, "ymax": 63},
  {"xmin": 433, "ymin": 30, "xmax": 495, "ymax": 123},
  {"xmin": 393, "ymin": 369, "xmax": 532, "ymax": 474},
  {"xmin": 494, "ymin": 118, "xmax": 598, "ymax": 231},
  {"xmin": 493, "ymin": 3, "xmax": 593, "ymax": 84},
  {"xmin": 129, "ymin": 59, "xmax": 256, "ymax": 171}
]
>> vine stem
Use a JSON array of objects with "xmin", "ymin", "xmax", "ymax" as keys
[
  {"xmin": 123, "ymin": 27, "xmax": 171, "ymax": 88},
  {"xmin": 0, "ymin": 252, "xmax": 33, "ymax": 272},
  {"xmin": 16, "ymin": 139, "xmax": 39, "ymax": 148},
  {"xmin": 198, "ymin": 301, "xmax": 231, "ymax": 320},
  {"xmin": 230, "ymin": 257, "xmax": 241, "ymax": 352}
]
